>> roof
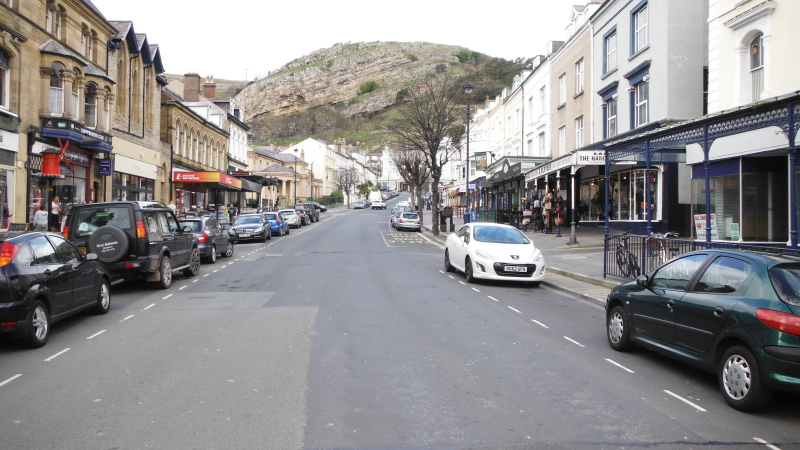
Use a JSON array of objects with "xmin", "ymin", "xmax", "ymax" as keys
[
  {"xmin": 40, "ymin": 41, "xmax": 114, "ymax": 83},
  {"xmin": 261, "ymin": 164, "xmax": 297, "ymax": 174},
  {"xmin": 253, "ymin": 147, "xmax": 301, "ymax": 163},
  {"xmin": 81, "ymin": 0, "xmax": 106, "ymax": 20}
]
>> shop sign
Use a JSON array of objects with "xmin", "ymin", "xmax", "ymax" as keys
[
  {"xmin": 730, "ymin": 223, "xmax": 740, "ymax": 241},
  {"xmin": 474, "ymin": 153, "xmax": 487, "ymax": 171},
  {"xmin": 98, "ymin": 159, "xmax": 113, "ymax": 176},
  {"xmin": 41, "ymin": 118, "xmax": 112, "ymax": 144},
  {"xmin": 575, "ymin": 150, "xmax": 606, "ymax": 165},
  {"xmin": 493, "ymin": 162, "xmax": 522, "ymax": 182},
  {"xmin": 173, "ymin": 171, "xmax": 242, "ymax": 188},
  {"xmin": 0, "ymin": 129, "xmax": 19, "ymax": 152},
  {"xmin": 229, "ymin": 171, "xmax": 252, "ymax": 177},
  {"xmin": 527, "ymin": 155, "xmax": 572, "ymax": 180},
  {"xmin": 66, "ymin": 150, "xmax": 90, "ymax": 165},
  {"xmin": 468, "ymin": 183, "xmax": 476, "ymax": 190},
  {"xmin": 694, "ymin": 214, "xmax": 719, "ymax": 240}
]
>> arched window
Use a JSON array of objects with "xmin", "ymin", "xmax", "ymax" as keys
[
  {"xmin": 0, "ymin": 50, "xmax": 8, "ymax": 110},
  {"xmin": 116, "ymin": 57, "xmax": 125, "ymax": 114},
  {"xmin": 750, "ymin": 33, "xmax": 764, "ymax": 102},
  {"xmin": 49, "ymin": 62, "xmax": 65, "ymax": 115},
  {"xmin": 202, "ymin": 136, "xmax": 208, "ymax": 165},
  {"xmin": 71, "ymin": 68, "xmax": 80, "ymax": 117},
  {"xmin": 84, "ymin": 82, "xmax": 97, "ymax": 127},
  {"xmin": 174, "ymin": 120, "xmax": 180, "ymax": 154},
  {"xmin": 181, "ymin": 124, "xmax": 187, "ymax": 157},
  {"xmin": 220, "ymin": 144, "xmax": 226, "ymax": 169}
]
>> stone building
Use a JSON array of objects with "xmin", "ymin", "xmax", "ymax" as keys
[{"xmin": 250, "ymin": 146, "xmax": 312, "ymax": 208}]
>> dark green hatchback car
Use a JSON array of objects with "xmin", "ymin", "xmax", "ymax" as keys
[{"xmin": 605, "ymin": 249, "xmax": 800, "ymax": 411}]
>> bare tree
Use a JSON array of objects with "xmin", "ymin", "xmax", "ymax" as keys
[
  {"xmin": 387, "ymin": 74, "xmax": 465, "ymax": 236},
  {"xmin": 334, "ymin": 168, "xmax": 359, "ymax": 209},
  {"xmin": 388, "ymin": 146, "xmax": 430, "ymax": 224}
]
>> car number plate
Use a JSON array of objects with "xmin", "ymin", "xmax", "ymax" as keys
[
  {"xmin": 239, "ymin": 233, "xmax": 251, "ymax": 237},
  {"xmin": 505, "ymin": 265, "xmax": 527, "ymax": 272}
]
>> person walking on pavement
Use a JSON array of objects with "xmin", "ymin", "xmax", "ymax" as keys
[
  {"xmin": 33, "ymin": 203, "xmax": 49, "ymax": 231},
  {"xmin": 544, "ymin": 193, "xmax": 553, "ymax": 234},
  {"xmin": 50, "ymin": 196, "xmax": 62, "ymax": 231}
]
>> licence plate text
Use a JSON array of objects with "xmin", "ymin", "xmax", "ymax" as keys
[
  {"xmin": 505, "ymin": 265, "xmax": 527, "ymax": 272},
  {"xmin": 239, "ymin": 233, "xmax": 251, "ymax": 237}
]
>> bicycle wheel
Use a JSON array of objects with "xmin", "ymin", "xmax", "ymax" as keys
[
  {"xmin": 616, "ymin": 247, "xmax": 631, "ymax": 277},
  {"xmin": 628, "ymin": 252, "xmax": 641, "ymax": 277}
]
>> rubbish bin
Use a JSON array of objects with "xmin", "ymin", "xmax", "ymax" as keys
[{"xmin": 463, "ymin": 213, "xmax": 471, "ymax": 224}]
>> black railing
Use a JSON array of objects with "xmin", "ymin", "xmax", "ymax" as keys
[{"xmin": 604, "ymin": 234, "xmax": 800, "ymax": 280}]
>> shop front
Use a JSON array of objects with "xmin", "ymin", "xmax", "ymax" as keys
[
  {"xmin": 228, "ymin": 170, "xmax": 267, "ymax": 210},
  {"xmin": 489, "ymin": 161, "xmax": 525, "ymax": 227},
  {"xmin": 0, "ymin": 126, "xmax": 19, "ymax": 230},
  {"xmin": 172, "ymin": 169, "xmax": 242, "ymax": 221}
]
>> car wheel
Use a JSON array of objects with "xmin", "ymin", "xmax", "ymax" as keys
[
  {"xmin": 183, "ymin": 248, "xmax": 201, "ymax": 277},
  {"xmin": 465, "ymin": 257, "xmax": 475, "ymax": 283},
  {"xmin": 156, "ymin": 255, "xmax": 172, "ymax": 289},
  {"xmin": 223, "ymin": 242, "xmax": 234, "ymax": 258},
  {"xmin": 285, "ymin": 227, "xmax": 290, "ymax": 235},
  {"xmin": 22, "ymin": 300, "xmax": 49, "ymax": 348},
  {"xmin": 607, "ymin": 305, "xmax": 634, "ymax": 351},
  {"xmin": 267, "ymin": 230, "xmax": 272, "ymax": 240},
  {"xmin": 92, "ymin": 280, "xmax": 111, "ymax": 315},
  {"xmin": 444, "ymin": 249, "xmax": 455, "ymax": 272},
  {"xmin": 203, "ymin": 245, "xmax": 217, "ymax": 264},
  {"xmin": 719, "ymin": 345, "xmax": 773, "ymax": 411}
]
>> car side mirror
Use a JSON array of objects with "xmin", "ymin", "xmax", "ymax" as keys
[
  {"xmin": 636, "ymin": 275, "xmax": 649, "ymax": 288},
  {"xmin": 85, "ymin": 253, "xmax": 99, "ymax": 261}
]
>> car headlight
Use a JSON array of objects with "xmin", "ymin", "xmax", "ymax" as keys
[
  {"xmin": 475, "ymin": 249, "xmax": 496, "ymax": 261},
  {"xmin": 254, "ymin": 227, "xmax": 264, "ymax": 233},
  {"xmin": 533, "ymin": 252, "xmax": 544, "ymax": 263}
]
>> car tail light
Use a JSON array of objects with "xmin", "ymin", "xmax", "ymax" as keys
[
  {"xmin": 0, "ymin": 241, "xmax": 20, "ymax": 267},
  {"xmin": 136, "ymin": 221, "xmax": 148, "ymax": 239},
  {"xmin": 399, "ymin": 219, "xmax": 404, "ymax": 223},
  {"xmin": 198, "ymin": 232, "xmax": 208, "ymax": 243},
  {"xmin": 757, "ymin": 309, "xmax": 800, "ymax": 336},
  {"xmin": 1, "ymin": 322, "xmax": 17, "ymax": 330},
  {"xmin": 62, "ymin": 226, "xmax": 69, "ymax": 238}
]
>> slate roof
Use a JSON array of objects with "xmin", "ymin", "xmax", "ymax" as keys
[
  {"xmin": 261, "ymin": 164, "xmax": 297, "ymax": 174},
  {"xmin": 253, "ymin": 147, "xmax": 301, "ymax": 163},
  {"xmin": 39, "ymin": 40, "xmax": 114, "ymax": 83},
  {"xmin": 81, "ymin": 0, "xmax": 106, "ymax": 20}
]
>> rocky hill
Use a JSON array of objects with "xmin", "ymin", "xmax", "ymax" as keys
[{"xmin": 235, "ymin": 41, "xmax": 467, "ymax": 122}]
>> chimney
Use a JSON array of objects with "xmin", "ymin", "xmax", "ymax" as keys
[
  {"xmin": 184, "ymin": 73, "xmax": 201, "ymax": 102},
  {"xmin": 203, "ymin": 75, "xmax": 216, "ymax": 99}
]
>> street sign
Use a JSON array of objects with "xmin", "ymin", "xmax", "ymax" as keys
[
  {"xmin": 468, "ymin": 183, "xmax": 476, "ymax": 190},
  {"xmin": 97, "ymin": 159, "xmax": 113, "ymax": 176}
]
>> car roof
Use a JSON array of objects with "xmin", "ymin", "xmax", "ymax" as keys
[
  {"xmin": 684, "ymin": 248, "xmax": 800, "ymax": 265},
  {"xmin": 71, "ymin": 200, "xmax": 169, "ymax": 210}
]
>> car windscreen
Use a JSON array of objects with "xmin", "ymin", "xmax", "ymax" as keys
[
  {"xmin": 234, "ymin": 216, "xmax": 262, "ymax": 225},
  {"xmin": 769, "ymin": 265, "xmax": 800, "ymax": 306},
  {"xmin": 402, "ymin": 213, "xmax": 418, "ymax": 219},
  {"xmin": 263, "ymin": 214, "xmax": 278, "ymax": 221},
  {"xmin": 280, "ymin": 210, "xmax": 296, "ymax": 216},
  {"xmin": 75, "ymin": 207, "xmax": 133, "ymax": 238},
  {"xmin": 473, "ymin": 226, "xmax": 530, "ymax": 244},
  {"xmin": 179, "ymin": 221, "xmax": 202, "ymax": 232}
]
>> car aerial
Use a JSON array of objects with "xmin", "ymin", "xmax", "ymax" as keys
[
  {"xmin": 262, "ymin": 212, "xmax": 290, "ymax": 236},
  {"xmin": 312, "ymin": 202, "xmax": 328, "ymax": 213},
  {"xmin": 295, "ymin": 209, "xmax": 310, "ymax": 226},
  {"xmin": 371, "ymin": 199, "xmax": 386, "ymax": 210},
  {"xmin": 179, "ymin": 216, "xmax": 234, "ymax": 264},
  {"xmin": 296, "ymin": 202, "xmax": 319, "ymax": 222},
  {"xmin": 605, "ymin": 249, "xmax": 800, "ymax": 412},
  {"xmin": 0, "ymin": 231, "xmax": 111, "ymax": 348},
  {"xmin": 229, "ymin": 214, "xmax": 271, "ymax": 243},
  {"xmin": 444, "ymin": 223, "xmax": 545, "ymax": 286},
  {"xmin": 354, "ymin": 201, "xmax": 366, "ymax": 209},
  {"xmin": 278, "ymin": 209, "xmax": 301, "ymax": 228},
  {"xmin": 62, "ymin": 201, "xmax": 200, "ymax": 289},
  {"xmin": 395, "ymin": 212, "xmax": 421, "ymax": 232}
]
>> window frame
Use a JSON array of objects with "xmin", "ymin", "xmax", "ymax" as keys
[
  {"xmin": 84, "ymin": 82, "xmax": 97, "ymax": 128},
  {"xmin": 558, "ymin": 126, "xmax": 566, "ymax": 154},
  {"xmin": 634, "ymin": 80, "xmax": 649, "ymax": 127},
  {"xmin": 606, "ymin": 97, "xmax": 618, "ymax": 138},
  {"xmin": 575, "ymin": 58, "xmax": 584, "ymax": 94},
  {"xmin": 575, "ymin": 115, "xmax": 584, "ymax": 148},
  {"xmin": 631, "ymin": 2, "xmax": 649, "ymax": 55},
  {"xmin": 0, "ymin": 50, "xmax": 9, "ymax": 110},
  {"xmin": 558, "ymin": 74, "xmax": 566, "ymax": 105},
  {"xmin": 604, "ymin": 28, "xmax": 618, "ymax": 74}
]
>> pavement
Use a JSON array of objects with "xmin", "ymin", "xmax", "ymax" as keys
[{"xmin": 410, "ymin": 205, "xmax": 625, "ymax": 306}]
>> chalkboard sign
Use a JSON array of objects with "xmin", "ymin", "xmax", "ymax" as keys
[{"xmin": 8, "ymin": 223, "xmax": 29, "ymax": 231}]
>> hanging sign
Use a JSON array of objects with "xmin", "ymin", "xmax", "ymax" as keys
[{"xmin": 98, "ymin": 159, "xmax": 113, "ymax": 176}]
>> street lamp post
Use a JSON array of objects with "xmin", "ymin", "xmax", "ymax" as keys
[
  {"xmin": 463, "ymin": 84, "xmax": 473, "ymax": 223},
  {"xmin": 293, "ymin": 148, "xmax": 298, "ymax": 205}
]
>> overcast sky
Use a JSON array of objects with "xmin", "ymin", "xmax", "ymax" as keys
[{"xmin": 91, "ymin": 0, "xmax": 580, "ymax": 81}]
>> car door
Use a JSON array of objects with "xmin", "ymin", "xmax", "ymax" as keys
[
  {"xmin": 207, "ymin": 219, "xmax": 224, "ymax": 253},
  {"xmin": 452, "ymin": 225, "xmax": 471, "ymax": 270},
  {"xmin": 49, "ymin": 235, "xmax": 95, "ymax": 308},
  {"xmin": 154, "ymin": 211, "xmax": 181, "ymax": 264},
  {"xmin": 631, "ymin": 254, "xmax": 709, "ymax": 345},
  {"xmin": 674, "ymin": 256, "xmax": 753, "ymax": 353},
  {"xmin": 29, "ymin": 236, "xmax": 73, "ymax": 317},
  {"xmin": 167, "ymin": 211, "xmax": 192, "ymax": 264}
]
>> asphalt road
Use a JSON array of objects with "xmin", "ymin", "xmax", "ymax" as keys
[{"xmin": 1, "ymin": 196, "xmax": 799, "ymax": 449}]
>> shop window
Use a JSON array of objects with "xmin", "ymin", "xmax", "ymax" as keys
[
  {"xmin": 691, "ymin": 174, "xmax": 740, "ymax": 241},
  {"xmin": 609, "ymin": 169, "xmax": 659, "ymax": 221},
  {"xmin": 53, "ymin": 165, "xmax": 87, "ymax": 207},
  {"xmin": 49, "ymin": 62, "xmax": 65, "ymax": 116},
  {"xmin": 0, "ymin": 171, "xmax": 11, "ymax": 229},
  {"xmin": 84, "ymin": 82, "xmax": 97, "ymax": 128},
  {"xmin": 579, "ymin": 177, "xmax": 606, "ymax": 222},
  {"xmin": 0, "ymin": 50, "xmax": 9, "ymax": 110}
]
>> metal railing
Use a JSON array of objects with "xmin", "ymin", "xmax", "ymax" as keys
[{"xmin": 604, "ymin": 233, "xmax": 800, "ymax": 280}]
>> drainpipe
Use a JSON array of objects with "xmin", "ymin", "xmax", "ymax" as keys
[
  {"xmin": 704, "ymin": 124, "xmax": 711, "ymax": 243},
  {"xmin": 789, "ymin": 105, "xmax": 797, "ymax": 247}
]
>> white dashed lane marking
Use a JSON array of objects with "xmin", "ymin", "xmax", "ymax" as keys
[
  {"xmin": 86, "ymin": 330, "xmax": 106, "ymax": 340},
  {"xmin": 531, "ymin": 319, "xmax": 549, "ymax": 328},
  {"xmin": 606, "ymin": 359, "xmax": 634, "ymax": 373},
  {"xmin": 488, "ymin": 296, "xmax": 498, "ymax": 302},
  {"xmin": 0, "ymin": 374, "xmax": 22, "ymax": 388},
  {"xmin": 162, "ymin": 294, "xmax": 173, "ymax": 300},
  {"xmin": 563, "ymin": 336, "xmax": 585, "ymax": 348},
  {"xmin": 44, "ymin": 348, "xmax": 70, "ymax": 362},
  {"xmin": 144, "ymin": 303, "xmax": 156, "ymax": 310},
  {"xmin": 754, "ymin": 437, "xmax": 782, "ymax": 450},
  {"xmin": 121, "ymin": 315, "xmax": 134, "ymax": 322},
  {"xmin": 664, "ymin": 390, "xmax": 707, "ymax": 412},
  {"xmin": 507, "ymin": 306, "xmax": 522, "ymax": 314}
]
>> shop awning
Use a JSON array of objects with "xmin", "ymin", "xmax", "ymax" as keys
[{"xmin": 173, "ymin": 171, "xmax": 242, "ymax": 189}]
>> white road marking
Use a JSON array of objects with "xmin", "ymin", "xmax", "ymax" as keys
[
  {"xmin": 448, "ymin": 276, "xmax": 455, "ymax": 279},
  {"xmin": 44, "ymin": 348, "xmax": 70, "ymax": 362},
  {"xmin": 531, "ymin": 319, "xmax": 549, "ymax": 328},
  {"xmin": 753, "ymin": 437, "xmax": 782, "ymax": 450},
  {"xmin": 162, "ymin": 294, "xmax": 173, "ymax": 300},
  {"xmin": 606, "ymin": 359, "xmax": 634, "ymax": 373},
  {"xmin": 193, "ymin": 280, "xmax": 198, "ymax": 283},
  {"xmin": 472, "ymin": 288, "xmax": 480, "ymax": 292},
  {"xmin": 439, "ymin": 270, "xmax": 445, "ymax": 274},
  {"xmin": 213, "ymin": 270, "xmax": 218, "ymax": 273},
  {"xmin": 488, "ymin": 296, "xmax": 499, "ymax": 302},
  {"xmin": 203, "ymin": 274, "xmax": 210, "ymax": 277},
  {"xmin": 86, "ymin": 330, "xmax": 106, "ymax": 340},
  {"xmin": 144, "ymin": 303, "xmax": 156, "ymax": 310},
  {"xmin": 563, "ymin": 336, "xmax": 585, "ymax": 348},
  {"xmin": 0, "ymin": 374, "xmax": 22, "ymax": 388},
  {"xmin": 178, "ymin": 285, "xmax": 187, "ymax": 290},
  {"xmin": 121, "ymin": 315, "xmax": 134, "ymax": 322},
  {"xmin": 663, "ymin": 390, "xmax": 707, "ymax": 412},
  {"xmin": 507, "ymin": 306, "xmax": 522, "ymax": 314},
  {"xmin": 458, "ymin": 281, "xmax": 466, "ymax": 285}
]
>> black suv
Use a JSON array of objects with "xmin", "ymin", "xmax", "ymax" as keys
[
  {"xmin": 62, "ymin": 201, "xmax": 200, "ymax": 289},
  {"xmin": 295, "ymin": 203, "xmax": 319, "ymax": 222}
]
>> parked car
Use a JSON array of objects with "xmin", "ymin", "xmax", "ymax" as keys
[
  {"xmin": 278, "ymin": 209, "xmax": 301, "ymax": 228},
  {"xmin": 261, "ymin": 212, "xmax": 290, "ymax": 236},
  {"xmin": 62, "ymin": 201, "xmax": 200, "ymax": 289},
  {"xmin": 0, "ymin": 231, "xmax": 111, "ymax": 348},
  {"xmin": 390, "ymin": 209, "xmax": 403, "ymax": 228},
  {"xmin": 371, "ymin": 199, "xmax": 386, "ymax": 210},
  {"xmin": 229, "ymin": 214, "xmax": 271, "ymax": 243},
  {"xmin": 354, "ymin": 201, "xmax": 366, "ymax": 209},
  {"xmin": 295, "ymin": 209, "xmax": 311, "ymax": 226},
  {"xmin": 296, "ymin": 202, "xmax": 319, "ymax": 222},
  {"xmin": 179, "ymin": 216, "xmax": 233, "ymax": 264},
  {"xmin": 606, "ymin": 249, "xmax": 800, "ymax": 412},
  {"xmin": 444, "ymin": 223, "xmax": 545, "ymax": 286},
  {"xmin": 312, "ymin": 202, "xmax": 328, "ymax": 213},
  {"xmin": 395, "ymin": 212, "xmax": 421, "ymax": 231}
]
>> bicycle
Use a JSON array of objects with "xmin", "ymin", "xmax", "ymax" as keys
[
  {"xmin": 648, "ymin": 231, "xmax": 681, "ymax": 268},
  {"xmin": 616, "ymin": 231, "xmax": 640, "ymax": 277}
]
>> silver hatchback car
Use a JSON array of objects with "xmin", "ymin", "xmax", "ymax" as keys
[
  {"xmin": 278, "ymin": 209, "xmax": 301, "ymax": 228},
  {"xmin": 395, "ymin": 212, "xmax": 421, "ymax": 231}
]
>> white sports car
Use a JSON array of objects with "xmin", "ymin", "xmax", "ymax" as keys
[{"xmin": 444, "ymin": 223, "xmax": 545, "ymax": 286}]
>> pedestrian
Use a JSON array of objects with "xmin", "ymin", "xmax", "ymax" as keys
[
  {"xmin": 33, "ymin": 203, "xmax": 49, "ymax": 231},
  {"xmin": 50, "ymin": 196, "xmax": 61, "ymax": 231},
  {"xmin": 168, "ymin": 200, "xmax": 176, "ymax": 213},
  {"xmin": 544, "ymin": 193, "xmax": 553, "ymax": 233}
]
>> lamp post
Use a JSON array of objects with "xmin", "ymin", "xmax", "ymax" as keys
[
  {"xmin": 293, "ymin": 148, "xmax": 298, "ymax": 205},
  {"xmin": 463, "ymin": 84, "xmax": 473, "ymax": 224}
]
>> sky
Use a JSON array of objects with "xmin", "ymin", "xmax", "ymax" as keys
[{"xmin": 91, "ymin": 0, "xmax": 581, "ymax": 81}]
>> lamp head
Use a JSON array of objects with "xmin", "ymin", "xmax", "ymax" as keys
[{"xmin": 463, "ymin": 84, "xmax": 474, "ymax": 95}]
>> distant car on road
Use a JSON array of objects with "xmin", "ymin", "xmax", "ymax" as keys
[
  {"xmin": 179, "ymin": 216, "xmax": 234, "ymax": 264},
  {"xmin": 229, "ymin": 214, "xmax": 271, "ymax": 243},
  {"xmin": 261, "ymin": 212, "xmax": 290, "ymax": 236},
  {"xmin": 312, "ymin": 202, "xmax": 328, "ymax": 213},
  {"xmin": 395, "ymin": 212, "xmax": 421, "ymax": 231},
  {"xmin": 371, "ymin": 199, "xmax": 386, "ymax": 210},
  {"xmin": 354, "ymin": 201, "xmax": 366, "ymax": 209},
  {"xmin": 278, "ymin": 209, "xmax": 301, "ymax": 228}
]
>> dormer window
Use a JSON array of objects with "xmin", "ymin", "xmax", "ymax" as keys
[{"xmin": 750, "ymin": 33, "xmax": 764, "ymax": 102}]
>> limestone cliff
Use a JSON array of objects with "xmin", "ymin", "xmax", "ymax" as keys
[{"xmin": 235, "ymin": 41, "xmax": 466, "ymax": 122}]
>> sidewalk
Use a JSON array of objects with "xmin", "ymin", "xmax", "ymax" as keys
[{"xmin": 414, "ymin": 206, "xmax": 623, "ymax": 304}]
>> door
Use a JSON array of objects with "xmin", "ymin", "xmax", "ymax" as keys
[
  {"xmin": 153, "ymin": 211, "xmax": 180, "ymax": 263},
  {"xmin": 675, "ymin": 256, "xmax": 752, "ymax": 353},
  {"xmin": 452, "ymin": 225, "xmax": 471, "ymax": 270},
  {"xmin": 50, "ymin": 235, "xmax": 95, "ymax": 308},
  {"xmin": 631, "ymin": 254, "xmax": 709, "ymax": 345},
  {"xmin": 29, "ymin": 236, "xmax": 73, "ymax": 316}
]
